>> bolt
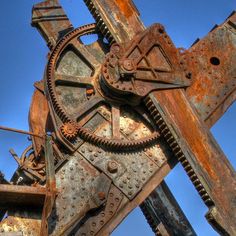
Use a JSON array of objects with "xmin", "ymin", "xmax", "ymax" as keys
[
  {"xmin": 111, "ymin": 44, "xmax": 120, "ymax": 54},
  {"xmin": 123, "ymin": 59, "xmax": 135, "ymax": 71},
  {"xmin": 107, "ymin": 160, "xmax": 118, "ymax": 173}
]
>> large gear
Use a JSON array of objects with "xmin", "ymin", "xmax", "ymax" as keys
[{"xmin": 46, "ymin": 24, "xmax": 160, "ymax": 151}]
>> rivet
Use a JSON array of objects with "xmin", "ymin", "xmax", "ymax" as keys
[{"xmin": 92, "ymin": 222, "xmax": 96, "ymax": 227}]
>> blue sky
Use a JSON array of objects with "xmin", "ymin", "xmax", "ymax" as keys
[{"xmin": 0, "ymin": 0, "xmax": 235, "ymax": 235}]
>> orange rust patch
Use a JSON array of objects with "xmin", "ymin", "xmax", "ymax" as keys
[
  {"xmin": 116, "ymin": 0, "xmax": 133, "ymax": 18},
  {"xmin": 154, "ymin": 90, "xmax": 219, "ymax": 181}
]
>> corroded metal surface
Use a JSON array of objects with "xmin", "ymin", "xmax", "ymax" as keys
[
  {"xmin": 32, "ymin": 0, "xmax": 73, "ymax": 49},
  {"xmin": 185, "ymin": 13, "xmax": 236, "ymax": 128},
  {"xmin": 0, "ymin": 0, "xmax": 235, "ymax": 236}
]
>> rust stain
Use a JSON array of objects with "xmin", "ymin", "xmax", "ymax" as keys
[
  {"xmin": 116, "ymin": 0, "xmax": 133, "ymax": 18},
  {"xmin": 156, "ymin": 89, "xmax": 219, "ymax": 181}
]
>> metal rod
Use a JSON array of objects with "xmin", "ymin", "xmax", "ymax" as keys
[{"xmin": 0, "ymin": 125, "xmax": 44, "ymax": 139}]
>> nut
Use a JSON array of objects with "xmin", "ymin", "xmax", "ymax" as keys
[
  {"xmin": 107, "ymin": 160, "xmax": 118, "ymax": 173},
  {"xmin": 110, "ymin": 43, "xmax": 120, "ymax": 54},
  {"xmin": 123, "ymin": 59, "xmax": 135, "ymax": 71}
]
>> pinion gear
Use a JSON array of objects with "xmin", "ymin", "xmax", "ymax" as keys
[{"xmin": 60, "ymin": 122, "xmax": 78, "ymax": 140}]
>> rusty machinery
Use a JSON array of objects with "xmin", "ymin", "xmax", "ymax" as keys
[{"xmin": 0, "ymin": 0, "xmax": 235, "ymax": 235}]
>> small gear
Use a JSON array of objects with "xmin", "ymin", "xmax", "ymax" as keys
[{"xmin": 60, "ymin": 122, "xmax": 78, "ymax": 140}]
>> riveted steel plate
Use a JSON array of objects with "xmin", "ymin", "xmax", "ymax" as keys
[
  {"xmin": 48, "ymin": 152, "xmax": 108, "ymax": 236},
  {"xmin": 78, "ymin": 122, "xmax": 163, "ymax": 199},
  {"xmin": 75, "ymin": 185, "xmax": 126, "ymax": 236}
]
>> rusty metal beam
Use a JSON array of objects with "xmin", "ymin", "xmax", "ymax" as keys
[
  {"xmin": 29, "ymin": 84, "xmax": 51, "ymax": 158},
  {"xmin": 40, "ymin": 136, "xmax": 56, "ymax": 236},
  {"xmin": 31, "ymin": 0, "xmax": 73, "ymax": 49},
  {"xmin": 147, "ymin": 89, "xmax": 236, "ymax": 235},
  {"xmin": 83, "ymin": 0, "xmax": 145, "ymax": 43},
  {"xmin": 0, "ymin": 125, "xmax": 44, "ymax": 139},
  {"xmin": 0, "ymin": 184, "xmax": 46, "ymax": 208},
  {"xmin": 186, "ymin": 12, "xmax": 236, "ymax": 128}
]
